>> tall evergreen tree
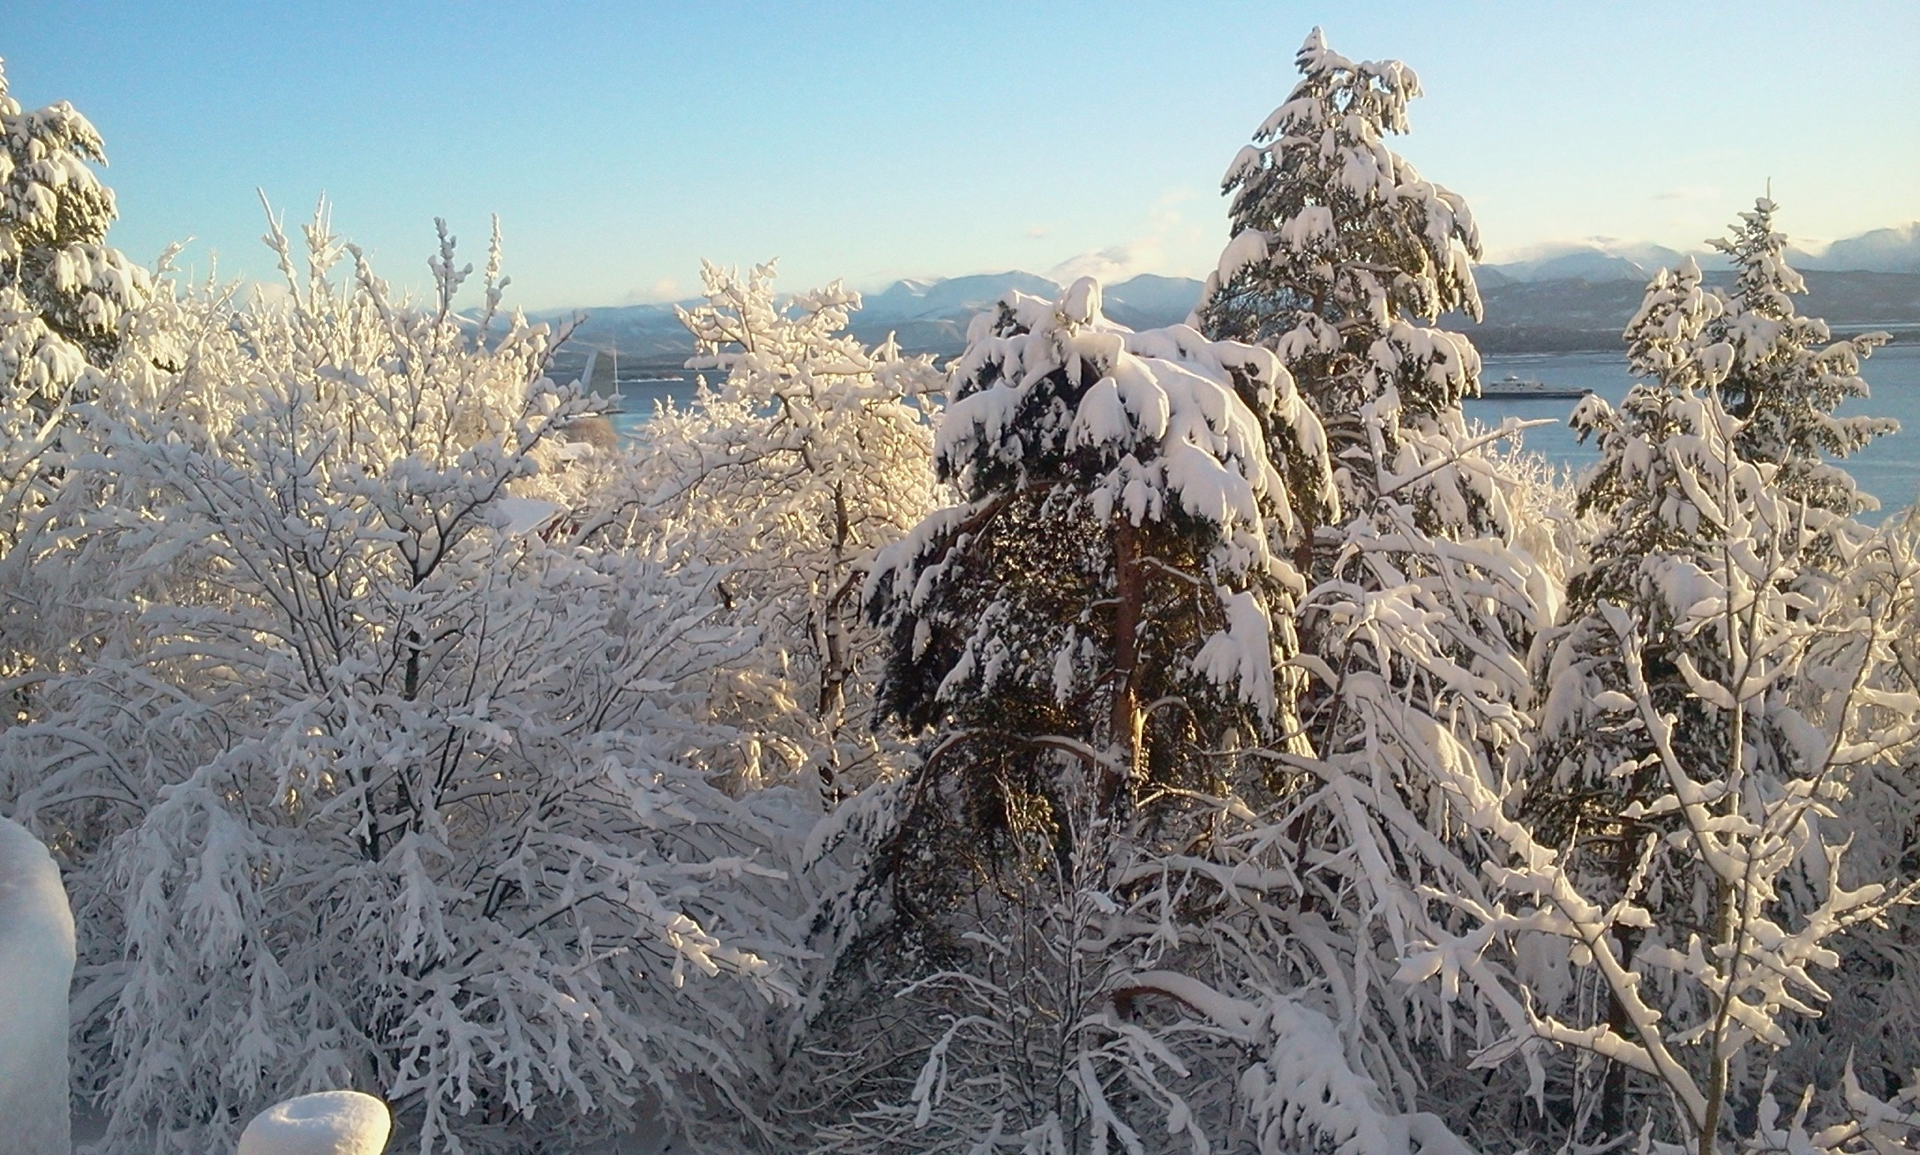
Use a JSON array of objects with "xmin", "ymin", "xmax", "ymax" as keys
[
  {"xmin": 1, "ymin": 58, "xmax": 153, "ymax": 729},
  {"xmin": 1703, "ymin": 197, "xmax": 1895, "ymax": 520},
  {"xmin": 1193, "ymin": 28, "xmax": 1488, "ymax": 544},
  {"xmin": 867, "ymin": 277, "xmax": 1332, "ymax": 856},
  {"xmin": 1180, "ymin": 32, "xmax": 1580, "ymax": 1149},
  {"xmin": 0, "ymin": 58, "xmax": 148, "ymax": 365}
]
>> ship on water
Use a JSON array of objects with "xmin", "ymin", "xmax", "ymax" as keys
[{"xmin": 1474, "ymin": 373, "xmax": 1593, "ymax": 401}]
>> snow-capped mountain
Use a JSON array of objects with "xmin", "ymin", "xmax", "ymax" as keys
[
  {"xmin": 855, "ymin": 270, "xmax": 1211, "ymax": 332},
  {"xmin": 1481, "ymin": 225, "xmax": 1920, "ymax": 280},
  {"xmin": 1795, "ymin": 223, "xmax": 1920, "ymax": 274},
  {"xmin": 1480, "ymin": 242, "xmax": 1687, "ymax": 284},
  {"xmin": 856, "ymin": 270, "xmax": 1062, "ymax": 324},
  {"xmin": 547, "ymin": 271, "xmax": 1212, "ymax": 367}
]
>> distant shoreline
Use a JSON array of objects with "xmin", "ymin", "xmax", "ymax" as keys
[{"xmin": 558, "ymin": 327, "xmax": 1916, "ymax": 380}]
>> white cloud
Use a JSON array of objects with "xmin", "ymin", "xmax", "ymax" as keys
[
  {"xmin": 621, "ymin": 277, "xmax": 680, "ymax": 305},
  {"xmin": 1049, "ymin": 243, "xmax": 1151, "ymax": 285},
  {"xmin": 1045, "ymin": 190, "xmax": 1202, "ymax": 284}
]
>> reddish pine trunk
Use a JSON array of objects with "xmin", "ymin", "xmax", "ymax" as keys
[{"xmin": 1104, "ymin": 517, "xmax": 1146, "ymax": 814}]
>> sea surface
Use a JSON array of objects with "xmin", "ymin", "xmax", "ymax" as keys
[
  {"xmin": 1475, "ymin": 342, "xmax": 1920, "ymax": 518},
  {"xmin": 606, "ymin": 378, "xmax": 700, "ymax": 441},
  {"xmin": 603, "ymin": 342, "xmax": 1920, "ymax": 519}
]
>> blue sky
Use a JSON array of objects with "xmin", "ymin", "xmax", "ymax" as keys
[{"xmin": 3, "ymin": 1, "xmax": 1917, "ymax": 310}]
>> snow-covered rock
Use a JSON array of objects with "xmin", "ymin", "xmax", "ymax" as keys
[
  {"xmin": 236, "ymin": 1091, "xmax": 391, "ymax": 1155},
  {"xmin": 0, "ymin": 816, "xmax": 76, "ymax": 1155}
]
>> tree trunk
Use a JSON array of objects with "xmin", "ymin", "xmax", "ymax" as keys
[{"xmin": 1104, "ymin": 518, "xmax": 1146, "ymax": 815}]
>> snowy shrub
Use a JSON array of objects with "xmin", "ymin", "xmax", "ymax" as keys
[
  {"xmin": 810, "ymin": 795, "xmax": 1480, "ymax": 1155},
  {"xmin": 1785, "ymin": 508, "xmax": 1920, "ymax": 1114},
  {"xmin": 631, "ymin": 260, "xmax": 943, "ymax": 798},
  {"xmin": 1, "ymin": 210, "xmax": 805, "ymax": 1154},
  {"xmin": 807, "ymin": 801, "xmax": 1221, "ymax": 1155}
]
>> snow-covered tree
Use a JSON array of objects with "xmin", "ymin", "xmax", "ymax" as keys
[
  {"xmin": 1146, "ymin": 32, "xmax": 1570, "ymax": 1149},
  {"xmin": 1192, "ymin": 28, "xmax": 1492, "ymax": 547},
  {"xmin": 0, "ymin": 278, "xmax": 87, "ymax": 556},
  {"xmin": 789, "ymin": 279, "xmax": 1530, "ymax": 1155},
  {"xmin": 1431, "ymin": 467, "xmax": 1920, "ymax": 1150},
  {"xmin": 1, "ymin": 211, "xmax": 806, "ymax": 1154},
  {"xmin": 631, "ymin": 261, "xmax": 942, "ymax": 797},
  {"xmin": 867, "ymin": 276, "xmax": 1330, "ymax": 839},
  {"xmin": 0, "ymin": 58, "xmax": 149, "ymax": 364},
  {"xmin": 1703, "ymin": 197, "xmax": 1895, "ymax": 521},
  {"xmin": 1428, "ymin": 249, "xmax": 1920, "ymax": 1153},
  {"xmin": 1790, "ymin": 507, "xmax": 1920, "ymax": 1108},
  {"xmin": 0, "ymin": 63, "xmax": 157, "ymax": 797}
]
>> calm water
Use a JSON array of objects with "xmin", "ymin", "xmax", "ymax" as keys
[
  {"xmin": 604, "ymin": 343, "xmax": 1920, "ymax": 519},
  {"xmin": 606, "ymin": 377, "xmax": 702, "ymax": 440},
  {"xmin": 1475, "ymin": 343, "xmax": 1920, "ymax": 518}
]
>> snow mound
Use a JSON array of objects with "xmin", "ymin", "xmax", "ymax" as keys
[
  {"xmin": 237, "ymin": 1091, "xmax": 392, "ymax": 1155},
  {"xmin": 0, "ymin": 816, "xmax": 76, "ymax": 1155}
]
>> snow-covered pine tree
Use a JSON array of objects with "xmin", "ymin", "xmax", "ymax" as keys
[
  {"xmin": 1192, "ymin": 27, "xmax": 1493, "ymax": 550},
  {"xmin": 1, "ymin": 210, "xmax": 806, "ymax": 1155},
  {"xmin": 1175, "ymin": 37, "xmax": 1566, "ymax": 1148},
  {"xmin": 1703, "ymin": 197, "xmax": 1895, "ymax": 522},
  {"xmin": 868, "ymin": 276, "xmax": 1330, "ymax": 843},
  {"xmin": 631, "ymin": 261, "xmax": 942, "ymax": 798},
  {"xmin": 0, "ymin": 59, "xmax": 153, "ymax": 755},
  {"xmin": 0, "ymin": 58, "xmax": 149, "ymax": 365}
]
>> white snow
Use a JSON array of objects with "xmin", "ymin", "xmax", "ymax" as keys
[
  {"xmin": 0, "ymin": 817, "xmax": 76, "ymax": 1155},
  {"xmin": 490, "ymin": 494, "xmax": 562, "ymax": 536},
  {"xmin": 1190, "ymin": 588, "xmax": 1277, "ymax": 717},
  {"xmin": 1214, "ymin": 228, "xmax": 1270, "ymax": 284},
  {"xmin": 236, "ymin": 1091, "xmax": 391, "ymax": 1155}
]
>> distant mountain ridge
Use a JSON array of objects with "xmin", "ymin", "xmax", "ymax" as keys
[
  {"xmin": 1481, "ymin": 243, "xmax": 1689, "ymax": 286},
  {"xmin": 1483, "ymin": 221, "xmax": 1920, "ymax": 283},
  {"xmin": 1796, "ymin": 223, "xmax": 1920, "ymax": 274},
  {"xmin": 1456, "ymin": 269, "xmax": 1920, "ymax": 353},
  {"xmin": 543, "ymin": 271, "xmax": 1224, "ymax": 370},
  {"xmin": 547, "ymin": 224, "xmax": 1920, "ymax": 370}
]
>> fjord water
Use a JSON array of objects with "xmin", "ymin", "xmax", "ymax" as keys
[
  {"xmin": 1475, "ymin": 342, "xmax": 1920, "ymax": 517},
  {"xmin": 607, "ymin": 343, "xmax": 1920, "ymax": 519}
]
